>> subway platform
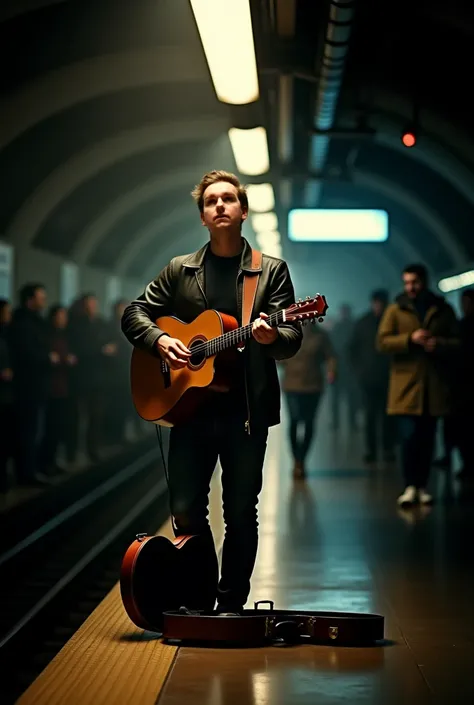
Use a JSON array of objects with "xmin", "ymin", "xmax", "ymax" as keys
[{"xmin": 14, "ymin": 402, "xmax": 474, "ymax": 705}]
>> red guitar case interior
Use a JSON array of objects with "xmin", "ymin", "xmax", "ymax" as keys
[{"xmin": 120, "ymin": 534, "xmax": 384, "ymax": 645}]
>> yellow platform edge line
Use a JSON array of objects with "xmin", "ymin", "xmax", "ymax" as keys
[{"xmin": 16, "ymin": 471, "xmax": 225, "ymax": 705}]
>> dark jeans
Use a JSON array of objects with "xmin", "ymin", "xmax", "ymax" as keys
[
  {"xmin": 441, "ymin": 415, "xmax": 457, "ymax": 458},
  {"xmin": 286, "ymin": 392, "xmax": 321, "ymax": 463},
  {"xmin": 167, "ymin": 414, "xmax": 268, "ymax": 610},
  {"xmin": 398, "ymin": 414, "xmax": 438, "ymax": 488},
  {"xmin": 104, "ymin": 387, "xmax": 134, "ymax": 444},
  {"xmin": 457, "ymin": 413, "xmax": 474, "ymax": 473},
  {"xmin": 39, "ymin": 397, "xmax": 76, "ymax": 470},
  {"xmin": 79, "ymin": 390, "xmax": 104, "ymax": 460},
  {"xmin": 362, "ymin": 385, "xmax": 395, "ymax": 456},
  {"xmin": 0, "ymin": 404, "xmax": 16, "ymax": 491},
  {"xmin": 15, "ymin": 399, "xmax": 45, "ymax": 482},
  {"xmin": 331, "ymin": 376, "xmax": 358, "ymax": 429}
]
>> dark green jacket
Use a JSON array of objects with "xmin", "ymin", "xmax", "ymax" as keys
[{"xmin": 121, "ymin": 238, "xmax": 302, "ymax": 430}]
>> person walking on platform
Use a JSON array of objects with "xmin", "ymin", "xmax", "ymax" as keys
[
  {"xmin": 121, "ymin": 170, "xmax": 302, "ymax": 615},
  {"xmin": 281, "ymin": 321, "xmax": 336, "ymax": 479},
  {"xmin": 377, "ymin": 264, "xmax": 459, "ymax": 507},
  {"xmin": 350, "ymin": 289, "xmax": 395, "ymax": 464}
]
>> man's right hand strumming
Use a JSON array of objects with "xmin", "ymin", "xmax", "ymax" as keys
[{"xmin": 157, "ymin": 335, "xmax": 191, "ymax": 369}]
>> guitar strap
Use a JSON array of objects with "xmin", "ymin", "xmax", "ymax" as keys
[{"xmin": 242, "ymin": 248, "xmax": 263, "ymax": 328}]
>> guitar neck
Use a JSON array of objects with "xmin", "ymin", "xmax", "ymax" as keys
[{"xmin": 205, "ymin": 309, "xmax": 285, "ymax": 357}]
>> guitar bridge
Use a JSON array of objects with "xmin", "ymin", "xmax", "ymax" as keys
[{"xmin": 161, "ymin": 360, "xmax": 171, "ymax": 389}]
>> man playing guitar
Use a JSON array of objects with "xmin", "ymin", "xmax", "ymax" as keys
[{"xmin": 121, "ymin": 170, "xmax": 302, "ymax": 615}]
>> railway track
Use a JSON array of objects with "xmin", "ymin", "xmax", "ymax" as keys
[{"xmin": 0, "ymin": 444, "xmax": 170, "ymax": 704}]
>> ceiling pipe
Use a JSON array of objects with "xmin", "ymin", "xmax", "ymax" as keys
[{"xmin": 305, "ymin": 0, "xmax": 356, "ymax": 206}]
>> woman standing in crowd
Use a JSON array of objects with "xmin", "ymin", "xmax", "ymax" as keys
[
  {"xmin": 0, "ymin": 300, "xmax": 14, "ymax": 492},
  {"xmin": 39, "ymin": 305, "xmax": 77, "ymax": 477}
]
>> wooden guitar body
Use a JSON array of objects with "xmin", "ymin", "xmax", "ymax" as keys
[
  {"xmin": 120, "ymin": 533, "xmax": 218, "ymax": 632},
  {"xmin": 130, "ymin": 309, "xmax": 238, "ymax": 426}
]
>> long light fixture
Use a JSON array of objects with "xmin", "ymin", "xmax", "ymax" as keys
[
  {"xmin": 288, "ymin": 208, "xmax": 389, "ymax": 242},
  {"xmin": 438, "ymin": 269, "xmax": 474, "ymax": 293},
  {"xmin": 247, "ymin": 183, "xmax": 275, "ymax": 212},
  {"xmin": 228, "ymin": 127, "xmax": 270, "ymax": 175},
  {"xmin": 252, "ymin": 212, "xmax": 278, "ymax": 232},
  {"xmin": 189, "ymin": 0, "xmax": 259, "ymax": 104}
]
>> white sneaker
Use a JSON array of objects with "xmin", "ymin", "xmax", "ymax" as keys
[
  {"xmin": 397, "ymin": 485, "xmax": 417, "ymax": 506},
  {"xmin": 418, "ymin": 488, "xmax": 434, "ymax": 504}
]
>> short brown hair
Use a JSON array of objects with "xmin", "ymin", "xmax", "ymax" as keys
[{"xmin": 191, "ymin": 170, "xmax": 248, "ymax": 213}]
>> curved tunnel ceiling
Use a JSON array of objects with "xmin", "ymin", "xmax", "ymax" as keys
[{"xmin": 0, "ymin": 0, "xmax": 473, "ymax": 286}]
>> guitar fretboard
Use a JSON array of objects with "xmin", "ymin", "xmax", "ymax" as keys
[{"xmin": 191, "ymin": 310, "xmax": 285, "ymax": 357}]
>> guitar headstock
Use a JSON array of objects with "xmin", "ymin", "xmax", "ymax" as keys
[{"xmin": 285, "ymin": 294, "xmax": 328, "ymax": 324}]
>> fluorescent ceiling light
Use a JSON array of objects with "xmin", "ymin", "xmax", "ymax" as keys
[
  {"xmin": 288, "ymin": 208, "xmax": 389, "ymax": 242},
  {"xmin": 438, "ymin": 269, "xmax": 474, "ymax": 293},
  {"xmin": 228, "ymin": 127, "xmax": 270, "ymax": 176},
  {"xmin": 256, "ymin": 230, "xmax": 280, "ymax": 249},
  {"xmin": 189, "ymin": 0, "xmax": 259, "ymax": 104},
  {"xmin": 252, "ymin": 212, "xmax": 278, "ymax": 232},
  {"xmin": 247, "ymin": 183, "xmax": 275, "ymax": 212}
]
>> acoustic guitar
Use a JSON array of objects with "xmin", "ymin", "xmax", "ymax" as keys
[{"xmin": 130, "ymin": 294, "xmax": 328, "ymax": 426}]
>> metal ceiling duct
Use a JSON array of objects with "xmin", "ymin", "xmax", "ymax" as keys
[{"xmin": 305, "ymin": 0, "xmax": 356, "ymax": 206}]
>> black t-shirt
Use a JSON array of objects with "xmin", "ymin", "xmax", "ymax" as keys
[
  {"xmin": 204, "ymin": 249, "xmax": 241, "ymax": 317},
  {"xmin": 203, "ymin": 249, "xmax": 247, "ymax": 418}
]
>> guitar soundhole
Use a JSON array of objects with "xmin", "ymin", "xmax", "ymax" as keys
[{"xmin": 189, "ymin": 337, "xmax": 206, "ymax": 369}]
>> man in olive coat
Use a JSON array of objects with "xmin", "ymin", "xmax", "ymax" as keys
[{"xmin": 377, "ymin": 264, "xmax": 459, "ymax": 507}]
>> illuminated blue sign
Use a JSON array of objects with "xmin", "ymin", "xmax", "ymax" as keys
[{"xmin": 288, "ymin": 209, "xmax": 389, "ymax": 242}]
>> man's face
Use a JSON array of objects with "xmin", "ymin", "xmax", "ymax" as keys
[
  {"xmin": 371, "ymin": 299, "xmax": 385, "ymax": 317},
  {"xmin": 84, "ymin": 296, "xmax": 98, "ymax": 317},
  {"xmin": 0, "ymin": 303, "xmax": 11, "ymax": 324},
  {"xmin": 30, "ymin": 287, "xmax": 47, "ymax": 312},
  {"xmin": 55, "ymin": 308, "xmax": 68, "ymax": 328},
  {"xmin": 403, "ymin": 272, "xmax": 424, "ymax": 299},
  {"xmin": 201, "ymin": 181, "xmax": 247, "ymax": 233}
]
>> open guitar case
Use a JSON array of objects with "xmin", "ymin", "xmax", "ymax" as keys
[{"xmin": 120, "ymin": 533, "xmax": 385, "ymax": 647}]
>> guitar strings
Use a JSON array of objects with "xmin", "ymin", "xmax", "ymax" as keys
[{"xmin": 189, "ymin": 310, "xmax": 283, "ymax": 358}]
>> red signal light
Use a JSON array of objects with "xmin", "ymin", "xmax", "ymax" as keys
[{"xmin": 401, "ymin": 131, "xmax": 416, "ymax": 148}]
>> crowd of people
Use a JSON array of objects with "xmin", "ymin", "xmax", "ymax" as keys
[
  {"xmin": 0, "ymin": 284, "xmax": 143, "ymax": 494},
  {"xmin": 280, "ymin": 264, "xmax": 474, "ymax": 506},
  {"xmin": 2, "ymin": 263, "xmax": 473, "ymax": 508}
]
